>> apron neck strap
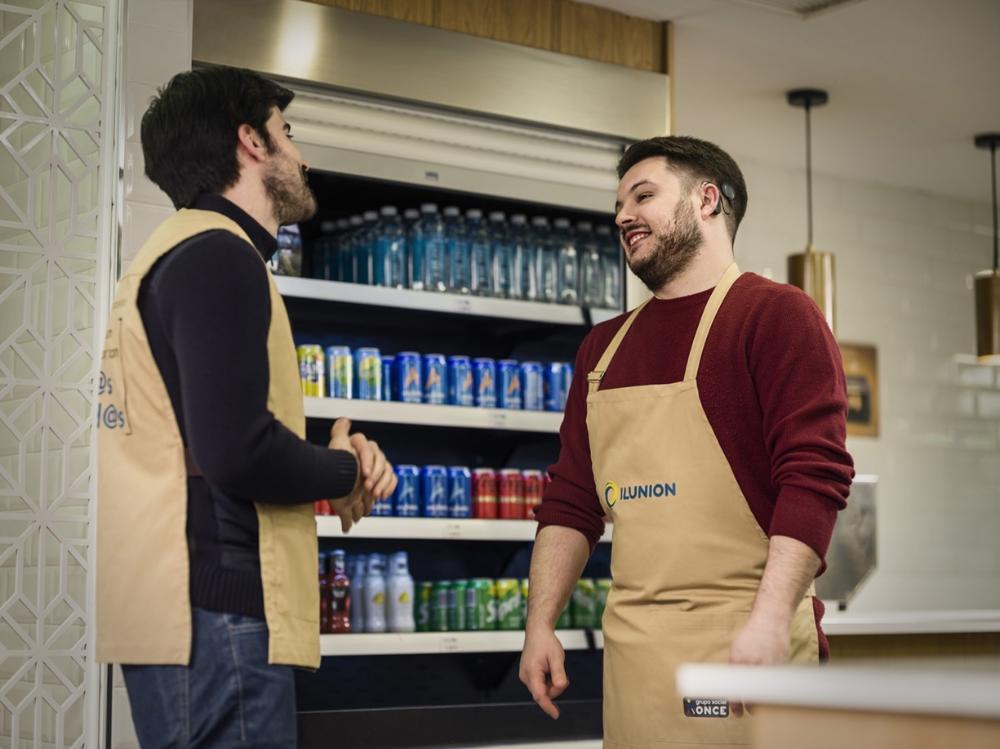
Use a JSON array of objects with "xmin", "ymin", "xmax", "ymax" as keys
[
  {"xmin": 587, "ymin": 300, "xmax": 651, "ymax": 394},
  {"xmin": 683, "ymin": 262, "xmax": 741, "ymax": 382}
]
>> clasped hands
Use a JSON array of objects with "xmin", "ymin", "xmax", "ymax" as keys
[{"xmin": 327, "ymin": 417, "xmax": 397, "ymax": 532}]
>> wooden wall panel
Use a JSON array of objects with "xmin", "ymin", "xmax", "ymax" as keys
[
  {"xmin": 309, "ymin": 0, "xmax": 435, "ymax": 26},
  {"xmin": 435, "ymin": 0, "xmax": 555, "ymax": 51},
  {"xmin": 828, "ymin": 632, "xmax": 1000, "ymax": 660},
  {"xmin": 304, "ymin": 0, "xmax": 667, "ymax": 73},
  {"xmin": 555, "ymin": 0, "xmax": 663, "ymax": 73}
]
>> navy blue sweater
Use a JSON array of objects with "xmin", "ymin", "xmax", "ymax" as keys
[{"xmin": 138, "ymin": 194, "xmax": 357, "ymax": 618}]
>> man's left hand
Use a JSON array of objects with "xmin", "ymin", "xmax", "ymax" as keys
[{"xmin": 729, "ymin": 614, "xmax": 790, "ymax": 666}]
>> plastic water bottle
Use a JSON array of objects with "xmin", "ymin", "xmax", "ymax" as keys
[
  {"xmin": 364, "ymin": 554, "xmax": 387, "ymax": 633},
  {"xmin": 577, "ymin": 221, "xmax": 604, "ymax": 308},
  {"xmin": 443, "ymin": 206, "xmax": 470, "ymax": 294},
  {"xmin": 597, "ymin": 224, "xmax": 623, "ymax": 309},
  {"xmin": 489, "ymin": 211, "xmax": 516, "ymax": 299},
  {"xmin": 405, "ymin": 208, "xmax": 424, "ymax": 290},
  {"xmin": 340, "ymin": 215, "xmax": 363, "ymax": 283},
  {"xmin": 419, "ymin": 204, "xmax": 448, "ymax": 292},
  {"xmin": 373, "ymin": 206, "xmax": 406, "ymax": 288},
  {"xmin": 387, "ymin": 551, "xmax": 416, "ymax": 633},
  {"xmin": 553, "ymin": 217, "xmax": 579, "ymax": 305},
  {"xmin": 349, "ymin": 554, "xmax": 367, "ymax": 633},
  {"xmin": 273, "ymin": 224, "xmax": 302, "ymax": 277},
  {"xmin": 510, "ymin": 213, "xmax": 531, "ymax": 300},
  {"xmin": 532, "ymin": 216, "xmax": 557, "ymax": 303},
  {"xmin": 355, "ymin": 210, "xmax": 379, "ymax": 285},
  {"xmin": 467, "ymin": 209, "xmax": 492, "ymax": 296},
  {"xmin": 315, "ymin": 220, "xmax": 336, "ymax": 280},
  {"xmin": 329, "ymin": 549, "xmax": 351, "ymax": 634}
]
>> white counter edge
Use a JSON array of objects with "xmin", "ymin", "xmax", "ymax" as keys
[
  {"xmin": 675, "ymin": 661, "xmax": 1000, "ymax": 719},
  {"xmin": 821, "ymin": 609, "xmax": 1000, "ymax": 635}
]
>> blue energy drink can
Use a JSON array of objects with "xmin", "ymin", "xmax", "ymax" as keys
[
  {"xmin": 447, "ymin": 355, "xmax": 474, "ymax": 407},
  {"xmin": 392, "ymin": 465, "xmax": 421, "ymax": 517},
  {"xmin": 520, "ymin": 361, "xmax": 544, "ymax": 411},
  {"xmin": 473, "ymin": 357, "xmax": 496, "ymax": 408},
  {"xmin": 422, "ymin": 354, "xmax": 447, "ymax": 405},
  {"xmin": 498, "ymin": 359, "xmax": 522, "ymax": 410},
  {"xmin": 396, "ymin": 352, "xmax": 422, "ymax": 404},
  {"xmin": 545, "ymin": 362, "xmax": 573, "ymax": 411},
  {"xmin": 447, "ymin": 466, "xmax": 472, "ymax": 519},
  {"xmin": 326, "ymin": 346, "xmax": 353, "ymax": 399},
  {"xmin": 354, "ymin": 347, "xmax": 382, "ymax": 400},
  {"xmin": 421, "ymin": 465, "xmax": 449, "ymax": 517},
  {"xmin": 381, "ymin": 355, "xmax": 394, "ymax": 402}
]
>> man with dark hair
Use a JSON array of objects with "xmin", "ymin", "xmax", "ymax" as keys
[
  {"xmin": 519, "ymin": 136, "xmax": 853, "ymax": 747},
  {"xmin": 96, "ymin": 66, "xmax": 396, "ymax": 748}
]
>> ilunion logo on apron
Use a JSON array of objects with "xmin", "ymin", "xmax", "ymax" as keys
[{"xmin": 603, "ymin": 479, "xmax": 678, "ymax": 509}]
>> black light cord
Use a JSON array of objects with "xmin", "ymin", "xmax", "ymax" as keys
[
  {"xmin": 805, "ymin": 102, "xmax": 814, "ymax": 248},
  {"xmin": 991, "ymin": 141, "xmax": 998, "ymax": 272}
]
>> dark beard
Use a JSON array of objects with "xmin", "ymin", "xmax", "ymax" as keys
[
  {"xmin": 264, "ymin": 159, "xmax": 317, "ymax": 226},
  {"xmin": 627, "ymin": 198, "xmax": 703, "ymax": 292}
]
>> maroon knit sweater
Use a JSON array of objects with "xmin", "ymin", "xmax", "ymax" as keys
[{"xmin": 535, "ymin": 272, "xmax": 854, "ymax": 659}]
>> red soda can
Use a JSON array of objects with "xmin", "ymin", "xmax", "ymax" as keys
[
  {"xmin": 521, "ymin": 469, "xmax": 544, "ymax": 519},
  {"xmin": 499, "ymin": 468, "xmax": 524, "ymax": 520},
  {"xmin": 314, "ymin": 499, "xmax": 331, "ymax": 516},
  {"xmin": 473, "ymin": 468, "xmax": 498, "ymax": 519}
]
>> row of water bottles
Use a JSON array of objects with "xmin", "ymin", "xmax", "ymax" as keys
[{"xmin": 310, "ymin": 204, "xmax": 623, "ymax": 309}]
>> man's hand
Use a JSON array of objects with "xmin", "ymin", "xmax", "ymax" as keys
[
  {"xmin": 519, "ymin": 628, "xmax": 569, "ymax": 720},
  {"xmin": 327, "ymin": 418, "xmax": 397, "ymax": 533},
  {"xmin": 729, "ymin": 614, "xmax": 790, "ymax": 666}
]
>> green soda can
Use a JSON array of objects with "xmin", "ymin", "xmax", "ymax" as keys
[
  {"xmin": 416, "ymin": 581, "xmax": 433, "ymax": 632},
  {"xmin": 556, "ymin": 600, "xmax": 572, "ymax": 629},
  {"xmin": 495, "ymin": 578, "xmax": 523, "ymax": 630},
  {"xmin": 571, "ymin": 578, "xmax": 597, "ymax": 629},
  {"xmin": 520, "ymin": 578, "xmax": 529, "ymax": 628},
  {"xmin": 595, "ymin": 578, "xmax": 612, "ymax": 625},
  {"xmin": 449, "ymin": 580, "xmax": 468, "ymax": 631},
  {"xmin": 466, "ymin": 578, "xmax": 494, "ymax": 631},
  {"xmin": 431, "ymin": 581, "xmax": 451, "ymax": 632}
]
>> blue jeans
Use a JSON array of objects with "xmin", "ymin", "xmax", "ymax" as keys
[{"xmin": 122, "ymin": 608, "xmax": 296, "ymax": 748}]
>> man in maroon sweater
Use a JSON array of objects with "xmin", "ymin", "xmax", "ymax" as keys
[{"xmin": 519, "ymin": 136, "xmax": 854, "ymax": 736}]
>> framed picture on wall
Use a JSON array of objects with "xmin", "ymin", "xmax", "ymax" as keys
[{"xmin": 839, "ymin": 342, "xmax": 878, "ymax": 437}]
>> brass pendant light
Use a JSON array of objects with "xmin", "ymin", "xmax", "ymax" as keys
[
  {"xmin": 786, "ymin": 88, "xmax": 836, "ymax": 333},
  {"xmin": 974, "ymin": 133, "xmax": 1000, "ymax": 363}
]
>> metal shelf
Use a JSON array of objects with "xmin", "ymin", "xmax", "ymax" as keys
[
  {"xmin": 320, "ymin": 629, "xmax": 604, "ymax": 656},
  {"xmin": 276, "ymin": 276, "xmax": 622, "ymax": 326},
  {"xmin": 317, "ymin": 516, "xmax": 613, "ymax": 544},
  {"xmin": 304, "ymin": 397, "xmax": 563, "ymax": 433}
]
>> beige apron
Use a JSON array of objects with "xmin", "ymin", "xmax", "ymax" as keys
[
  {"xmin": 587, "ymin": 263, "xmax": 818, "ymax": 748},
  {"xmin": 97, "ymin": 209, "xmax": 321, "ymax": 669}
]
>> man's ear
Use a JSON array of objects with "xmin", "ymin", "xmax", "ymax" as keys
[{"xmin": 236, "ymin": 123, "xmax": 267, "ymax": 164}]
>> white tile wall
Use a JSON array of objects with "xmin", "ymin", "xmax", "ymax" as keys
[{"xmin": 734, "ymin": 154, "xmax": 1000, "ymax": 612}]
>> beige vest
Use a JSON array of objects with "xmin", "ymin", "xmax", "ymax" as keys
[
  {"xmin": 96, "ymin": 209, "xmax": 320, "ymax": 669},
  {"xmin": 587, "ymin": 263, "xmax": 818, "ymax": 748}
]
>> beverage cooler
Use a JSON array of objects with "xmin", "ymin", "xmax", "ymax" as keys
[{"xmin": 192, "ymin": 1, "xmax": 670, "ymax": 746}]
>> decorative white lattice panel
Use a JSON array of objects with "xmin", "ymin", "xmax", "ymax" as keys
[{"xmin": 0, "ymin": 1, "xmax": 116, "ymax": 746}]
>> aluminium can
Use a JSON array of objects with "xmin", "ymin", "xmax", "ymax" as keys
[
  {"xmin": 422, "ymin": 353, "xmax": 447, "ymax": 405},
  {"xmin": 472, "ymin": 357, "xmax": 496, "ymax": 408},
  {"xmin": 447, "ymin": 466, "xmax": 472, "ymax": 519},
  {"xmin": 420, "ymin": 465, "xmax": 449, "ymax": 518},
  {"xmin": 354, "ymin": 347, "xmax": 382, "ymax": 400},
  {"xmin": 297, "ymin": 345, "xmax": 325, "ymax": 398},
  {"xmin": 447, "ymin": 355, "xmax": 474, "ymax": 407},
  {"xmin": 395, "ymin": 351, "xmax": 422, "ymax": 404},
  {"xmin": 392, "ymin": 465, "xmax": 421, "ymax": 517},
  {"xmin": 498, "ymin": 359, "xmax": 522, "ymax": 410},
  {"xmin": 326, "ymin": 346, "xmax": 352, "ymax": 399},
  {"xmin": 520, "ymin": 361, "xmax": 544, "ymax": 411}
]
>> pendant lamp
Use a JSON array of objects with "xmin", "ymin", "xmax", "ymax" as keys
[
  {"xmin": 974, "ymin": 133, "xmax": 1000, "ymax": 364},
  {"xmin": 786, "ymin": 88, "xmax": 836, "ymax": 333}
]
